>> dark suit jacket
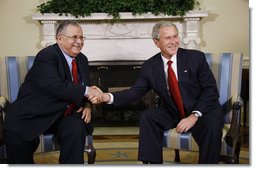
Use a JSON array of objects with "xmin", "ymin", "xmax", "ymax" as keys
[
  {"xmin": 4, "ymin": 44, "xmax": 91, "ymax": 141},
  {"xmin": 113, "ymin": 48, "xmax": 221, "ymax": 121}
]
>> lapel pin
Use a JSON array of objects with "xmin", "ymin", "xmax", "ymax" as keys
[{"xmin": 184, "ymin": 70, "xmax": 188, "ymax": 72}]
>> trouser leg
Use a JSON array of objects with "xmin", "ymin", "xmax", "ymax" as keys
[
  {"xmin": 4, "ymin": 131, "xmax": 39, "ymax": 164},
  {"xmin": 56, "ymin": 113, "xmax": 86, "ymax": 164},
  {"xmin": 191, "ymin": 108, "xmax": 223, "ymax": 164},
  {"xmin": 138, "ymin": 107, "xmax": 177, "ymax": 164}
]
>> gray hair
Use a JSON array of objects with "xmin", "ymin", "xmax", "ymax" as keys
[
  {"xmin": 56, "ymin": 20, "xmax": 81, "ymax": 38},
  {"xmin": 152, "ymin": 21, "xmax": 178, "ymax": 40}
]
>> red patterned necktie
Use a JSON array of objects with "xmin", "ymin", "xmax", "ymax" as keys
[
  {"xmin": 64, "ymin": 59, "xmax": 79, "ymax": 116},
  {"xmin": 167, "ymin": 60, "xmax": 185, "ymax": 119},
  {"xmin": 71, "ymin": 59, "xmax": 79, "ymax": 85}
]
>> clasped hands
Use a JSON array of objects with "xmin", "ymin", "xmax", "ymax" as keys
[{"xmin": 86, "ymin": 86, "xmax": 109, "ymax": 104}]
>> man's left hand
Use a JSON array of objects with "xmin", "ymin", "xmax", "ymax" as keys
[
  {"xmin": 76, "ymin": 105, "xmax": 91, "ymax": 123},
  {"xmin": 176, "ymin": 114, "xmax": 198, "ymax": 133}
]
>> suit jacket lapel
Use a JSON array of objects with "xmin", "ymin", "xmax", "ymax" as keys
[
  {"xmin": 177, "ymin": 48, "xmax": 188, "ymax": 83},
  {"xmin": 76, "ymin": 56, "xmax": 88, "ymax": 86},
  {"xmin": 176, "ymin": 48, "xmax": 189, "ymax": 110},
  {"xmin": 55, "ymin": 43, "xmax": 89, "ymax": 86},
  {"xmin": 55, "ymin": 44, "xmax": 73, "ymax": 82},
  {"xmin": 155, "ymin": 54, "xmax": 168, "ymax": 94},
  {"xmin": 153, "ymin": 53, "xmax": 176, "ymax": 109}
]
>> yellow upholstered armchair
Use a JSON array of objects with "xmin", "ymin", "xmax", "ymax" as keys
[{"xmin": 161, "ymin": 53, "xmax": 243, "ymax": 164}]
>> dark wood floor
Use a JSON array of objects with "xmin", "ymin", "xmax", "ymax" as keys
[{"xmin": 241, "ymin": 126, "xmax": 249, "ymax": 150}]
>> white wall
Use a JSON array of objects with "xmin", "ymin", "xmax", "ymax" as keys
[{"xmin": 0, "ymin": 0, "xmax": 249, "ymax": 68}]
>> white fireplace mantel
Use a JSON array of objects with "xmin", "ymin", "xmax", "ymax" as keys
[{"xmin": 32, "ymin": 10, "xmax": 208, "ymax": 61}]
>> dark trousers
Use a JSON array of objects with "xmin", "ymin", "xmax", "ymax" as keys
[
  {"xmin": 5, "ymin": 113, "xmax": 87, "ymax": 164},
  {"xmin": 138, "ymin": 106, "xmax": 223, "ymax": 164}
]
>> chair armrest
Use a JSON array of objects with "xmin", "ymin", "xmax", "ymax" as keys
[
  {"xmin": 0, "ymin": 110, "xmax": 4, "ymax": 146},
  {"xmin": 0, "ymin": 96, "xmax": 8, "ymax": 110},
  {"xmin": 0, "ymin": 96, "xmax": 9, "ymax": 146},
  {"xmin": 225, "ymin": 94, "xmax": 243, "ymax": 147},
  {"xmin": 153, "ymin": 95, "xmax": 161, "ymax": 107},
  {"xmin": 85, "ymin": 134, "xmax": 96, "ymax": 164}
]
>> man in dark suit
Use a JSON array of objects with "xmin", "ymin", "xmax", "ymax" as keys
[
  {"xmin": 90, "ymin": 21, "xmax": 223, "ymax": 164},
  {"xmin": 4, "ymin": 20, "xmax": 99, "ymax": 164}
]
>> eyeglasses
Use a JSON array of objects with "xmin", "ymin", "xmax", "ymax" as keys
[{"xmin": 61, "ymin": 34, "xmax": 86, "ymax": 41}]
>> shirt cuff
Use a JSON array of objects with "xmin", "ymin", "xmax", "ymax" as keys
[
  {"xmin": 84, "ymin": 86, "xmax": 89, "ymax": 96},
  {"xmin": 107, "ymin": 93, "xmax": 114, "ymax": 104},
  {"xmin": 192, "ymin": 110, "xmax": 202, "ymax": 117}
]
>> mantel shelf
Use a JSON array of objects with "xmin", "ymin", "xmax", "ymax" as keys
[
  {"xmin": 32, "ymin": 10, "xmax": 208, "ymax": 21},
  {"xmin": 32, "ymin": 10, "xmax": 208, "ymax": 61}
]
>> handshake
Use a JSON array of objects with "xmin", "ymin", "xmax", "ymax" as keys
[{"xmin": 86, "ymin": 86, "xmax": 110, "ymax": 104}]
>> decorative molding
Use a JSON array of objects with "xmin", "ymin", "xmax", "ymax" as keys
[
  {"xmin": 243, "ymin": 55, "xmax": 249, "ymax": 69},
  {"xmin": 32, "ymin": 11, "xmax": 209, "ymax": 21},
  {"xmin": 32, "ymin": 10, "xmax": 209, "ymax": 61}
]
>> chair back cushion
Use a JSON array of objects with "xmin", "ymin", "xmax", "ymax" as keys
[
  {"xmin": 204, "ymin": 53, "xmax": 243, "ymax": 123},
  {"xmin": 0, "ymin": 56, "xmax": 35, "ymax": 102}
]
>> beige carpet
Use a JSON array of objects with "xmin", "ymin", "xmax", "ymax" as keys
[
  {"xmin": 34, "ymin": 127, "xmax": 249, "ymax": 164},
  {"xmin": 34, "ymin": 148, "xmax": 249, "ymax": 164}
]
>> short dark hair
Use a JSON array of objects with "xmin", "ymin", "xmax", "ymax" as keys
[{"xmin": 56, "ymin": 20, "xmax": 81, "ymax": 38}]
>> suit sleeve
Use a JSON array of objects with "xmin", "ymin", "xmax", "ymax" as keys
[
  {"xmin": 193, "ymin": 53, "xmax": 221, "ymax": 113},
  {"xmin": 113, "ymin": 65, "xmax": 151, "ymax": 107},
  {"xmin": 27, "ymin": 50, "xmax": 86, "ymax": 103}
]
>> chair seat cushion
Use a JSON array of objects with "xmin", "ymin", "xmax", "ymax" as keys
[
  {"xmin": 162, "ymin": 124, "xmax": 233, "ymax": 156},
  {"xmin": 35, "ymin": 134, "xmax": 94, "ymax": 153}
]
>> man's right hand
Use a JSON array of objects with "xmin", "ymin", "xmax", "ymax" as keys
[{"xmin": 86, "ymin": 86, "xmax": 110, "ymax": 104}]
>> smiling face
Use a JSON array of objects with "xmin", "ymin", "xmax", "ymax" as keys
[
  {"xmin": 56, "ymin": 24, "xmax": 84, "ymax": 57},
  {"xmin": 153, "ymin": 25, "xmax": 180, "ymax": 59}
]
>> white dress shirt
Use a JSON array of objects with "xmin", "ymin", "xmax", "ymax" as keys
[{"xmin": 59, "ymin": 47, "xmax": 89, "ymax": 96}]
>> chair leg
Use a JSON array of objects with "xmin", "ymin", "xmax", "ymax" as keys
[
  {"xmin": 0, "ymin": 157, "xmax": 7, "ymax": 164},
  {"xmin": 85, "ymin": 144, "xmax": 96, "ymax": 164},
  {"xmin": 228, "ymin": 136, "xmax": 241, "ymax": 164},
  {"xmin": 174, "ymin": 149, "xmax": 180, "ymax": 162},
  {"xmin": 220, "ymin": 137, "xmax": 241, "ymax": 164},
  {"xmin": 235, "ymin": 137, "xmax": 241, "ymax": 164}
]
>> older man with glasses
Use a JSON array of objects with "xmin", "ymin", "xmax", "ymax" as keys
[{"xmin": 4, "ymin": 20, "xmax": 100, "ymax": 164}]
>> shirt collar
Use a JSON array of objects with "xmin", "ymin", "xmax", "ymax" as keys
[
  {"xmin": 161, "ymin": 53, "xmax": 177, "ymax": 67},
  {"xmin": 59, "ymin": 46, "xmax": 74, "ymax": 71}
]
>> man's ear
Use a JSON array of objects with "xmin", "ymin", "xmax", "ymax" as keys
[
  {"xmin": 153, "ymin": 39, "xmax": 160, "ymax": 48},
  {"xmin": 56, "ymin": 35, "xmax": 62, "ymax": 41}
]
